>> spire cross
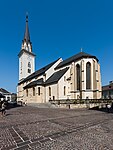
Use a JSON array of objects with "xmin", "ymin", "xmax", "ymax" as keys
[
  {"xmin": 26, "ymin": 12, "xmax": 28, "ymax": 22},
  {"xmin": 80, "ymin": 48, "xmax": 83, "ymax": 52}
]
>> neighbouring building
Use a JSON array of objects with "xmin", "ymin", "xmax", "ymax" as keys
[
  {"xmin": 102, "ymin": 81, "xmax": 113, "ymax": 99},
  {"xmin": 17, "ymin": 15, "xmax": 102, "ymax": 104},
  {"xmin": 0, "ymin": 88, "xmax": 12, "ymax": 101}
]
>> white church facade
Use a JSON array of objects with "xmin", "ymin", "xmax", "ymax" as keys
[{"xmin": 17, "ymin": 16, "xmax": 102, "ymax": 104}]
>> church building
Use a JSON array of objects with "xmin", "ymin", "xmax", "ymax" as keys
[{"xmin": 17, "ymin": 16, "xmax": 102, "ymax": 104}]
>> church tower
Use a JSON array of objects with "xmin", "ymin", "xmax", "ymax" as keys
[{"xmin": 18, "ymin": 15, "xmax": 35, "ymax": 81}]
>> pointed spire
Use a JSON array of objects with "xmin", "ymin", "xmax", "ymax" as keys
[{"xmin": 23, "ymin": 14, "xmax": 30, "ymax": 45}]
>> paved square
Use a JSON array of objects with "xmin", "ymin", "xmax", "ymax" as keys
[{"xmin": 0, "ymin": 106, "xmax": 113, "ymax": 150}]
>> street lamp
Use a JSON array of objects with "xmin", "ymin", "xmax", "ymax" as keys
[{"xmin": 109, "ymin": 86, "xmax": 111, "ymax": 99}]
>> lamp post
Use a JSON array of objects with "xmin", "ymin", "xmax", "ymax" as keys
[
  {"xmin": 80, "ymin": 60, "xmax": 82, "ymax": 100},
  {"xmin": 109, "ymin": 86, "xmax": 111, "ymax": 99}
]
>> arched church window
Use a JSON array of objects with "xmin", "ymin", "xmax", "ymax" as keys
[
  {"xmin": 28, "ymin": 62, "xmax": 31, "ymax": 68},
  {"xmin": 38, "ymin": 87, "xmax": 40, "ymax": 95},
  {"xmin": 26, "ymin": 89, "xmax": 28, "ymax": 97},
  {"xmin": 86, "ymin": 62, "xmax": 91, "ymax": 89},
  {"xmin": 33, "ymin": 87, "xmax": 35, "ymax": 96},
  {"xmin": 64, "ymin": 86, "xmax": 66, "ymax": 95},
  {"xmin": 76, "ymin": 64, "xmax": 80, "ymax": 90},
  {"xmin": 49, "ymin": 87, "xmax": 51, "ymax": 96}
]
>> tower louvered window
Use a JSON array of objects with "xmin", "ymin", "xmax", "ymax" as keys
[
  {"xmin": 28, "ymin": 62, "xmax": 31, "ymax": 73},
  {"xmin": 28, "ymin": 62, "xmax": 31, "ymax": 68}
]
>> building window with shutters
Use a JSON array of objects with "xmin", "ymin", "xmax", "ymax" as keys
[
  {"xmin": 76, "ymin": 64, "xmax": 80, "ymax": 90},
  {"xmin": 49, "ymin": 87, "xmax": 51, "ymax": 96},
  {"xmin": 38, "ymin": 87, "xmax": 40, "ymax": 95},
  {"xmin": 86, "ymin": 62, "xmax": 91, "ymax": 89},
  {"xmin": 33, "ymin": 87, "xmax": 35, "ymax": 96}
]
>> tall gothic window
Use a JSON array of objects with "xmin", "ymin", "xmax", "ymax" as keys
[
  {"xmin": 76, "ymin": 64, "xmax": 80, "ymax": 90},
  {"xmin": 49, "ymin": 87, "xmax": 51, "ymax": 96},
  {"xmin": 86, "ymin": 62, "xmax": 91, "ymax": 89}
]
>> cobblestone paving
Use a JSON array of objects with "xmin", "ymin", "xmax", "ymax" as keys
[{"xmin": 0, "ymin": 106, "xmax": 113, "ymax": 149}]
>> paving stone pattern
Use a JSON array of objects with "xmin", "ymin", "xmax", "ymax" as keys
[{"xmin": 0, "ymin": 106, "xmax": 113, "ymax": 149}]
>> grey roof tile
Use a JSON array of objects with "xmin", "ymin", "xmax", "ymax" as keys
[
  {"xmin": 24, "ymin": 67, "xmax": 69, "ymax": 88},
  {"xmin": 24, "ymin": 78, "xmax": 44, "ymax": 89},
  {"xmin": 18, "ymin": 58, "xmax": 60, "ymax": 85},
  {"xmin": 55, "ymin": 52, "xmax": 98, "ymax": 69},
  {"xmin": 45, "ymin": 67, "xmax": 69, "ymax": 85}
]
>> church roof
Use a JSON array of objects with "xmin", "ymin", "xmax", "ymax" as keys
[
  {"xmin": 24, "ymin": 78, "xmax": 44, "ymax": 89},
  {"xmin": 45, "ymin": 67, "xmax": 69, "ymax": 85},
  {"xmin": 23, "ymin": 67, "xmax": 69, "ymax": 88},
  {"xmin": 18, "ymin": 58, "xmax": 60, "ymax": 85},
  {"xmin": 23, "ymin": 15, "xmax": 30, "ymax": 45},
  {"xmin": 102, "ymin": 83, "xmax": 113, "ymax": 91},
  {"xmin": 55, "ymin": 52, "xmax": 98, "ymax": 69},
  {"xmin": 24, "ymin": 67, "xmax": 69, "ymax": 89}
]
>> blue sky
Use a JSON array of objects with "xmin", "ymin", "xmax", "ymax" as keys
[{"xmin": 0, "ymin": 0, "xmax": 113, "ymax": 92}]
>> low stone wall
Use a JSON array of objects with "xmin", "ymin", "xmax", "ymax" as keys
[{"xmin": 57, "ymin": 103, "xmax": 108, "ymax": 109}]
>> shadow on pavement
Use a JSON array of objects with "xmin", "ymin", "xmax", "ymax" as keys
[
  {"xmin": 89, "ymin": 106, "xmax": 113, "ymax": 113},
  {"xmin": 7, "ymin": 104, "xmax": 22, "ymax": 110}
]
